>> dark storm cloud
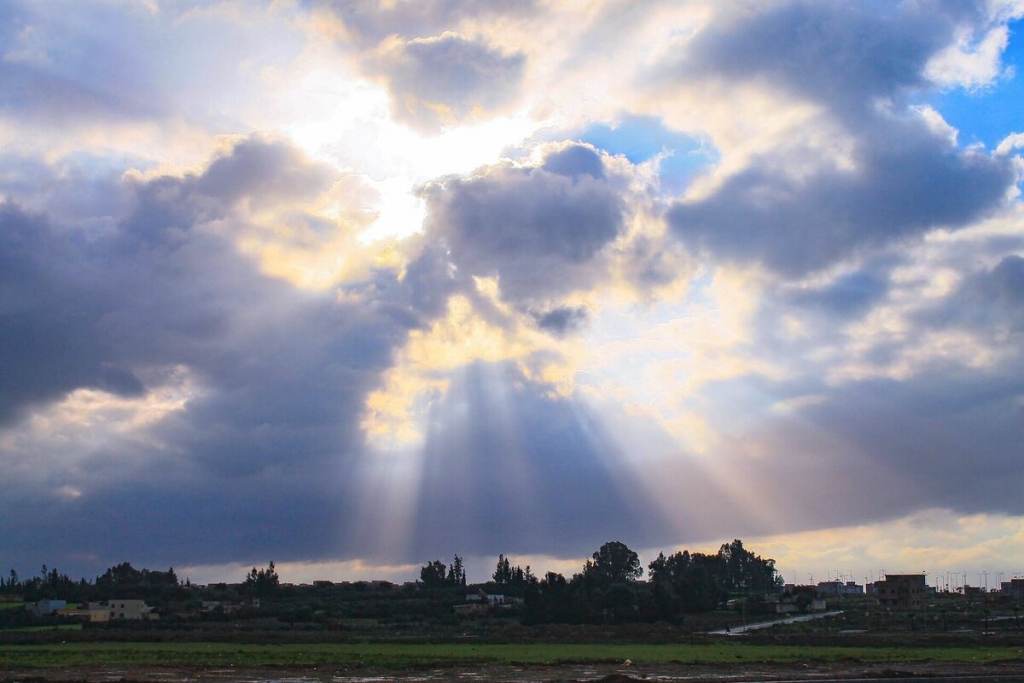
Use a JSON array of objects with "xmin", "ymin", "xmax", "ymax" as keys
[
  {"xmin": 409, "ymin": 361, "xmax": 675, "ymax": 559},
  {"xmin": 667, "ymin": 119, "xmax": 1012, "ymax": 276},
  {"xmin": 697, "ymin": 239, "xmax": 1024, "ymax": 536},
  {"xmin": 0, "ymin": 202, "xmax": 145, "ymax": 426},
  {"xmin": 373, "ymin": 34, "xmax": 525, "ymax": 133},
  {"xmin": 0, "ymin": 151, "xmax": 133, "ymax": 228},
  {"xmin": 0, "ymin": 136, "xmax": 429, "ymax": 574},
  {"xmin": 786, "ymin": 266, "xmax": 893, "ymax": 317},
  {"xmin": 393, "ymin": 240, "xmax": 462, "ymax": 321},
  {"xmin": 112, "ymin": 137, "xmax": 334, "ymax": 253},
  {"xmin": 0, "ymin": 462, "xmax": 370, "ymax": 573},
  {"xmin": 541, "ymin": 144, "xmax": 606, "ymax": 180},
  {"xmin": 659, "ymin": 1, "xmax": 1016, "ymax": 276},
  {"xmin": 197, "ymin": 137, "xmax": 334, "ymax": 207},
  {"xmin": 531, "ymin": 305, "xmax": 589, "ymax": 335},
  {"xmin": 0, "ymin": 135, "xmax": 660, "ymax": 576},
  {"xmin": 655, "ymin": 330, "xmax": 1024, "ymax": 542},
  {"xmin": 733, "ymin": 368, "xmax": 1024, "ymax": 529},
  {"xmin": 928, "ymin": 255, "xmax": 1024, "ymax": 333},
  {"xmin": 422, "ymin": 145, "xmax": 626, "ymax": 306},
  {"xmin": 676, "ymin": 3, "xmax": 945, "ymax": 117}
]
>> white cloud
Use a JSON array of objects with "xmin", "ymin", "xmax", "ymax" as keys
[
  {"xmin": 996, "ymin": 131, "xmax": 1024, "ymax": 155},
  {"xmin": 925, "ymin": 25, "xmax": 1009, "ymax": 89}
]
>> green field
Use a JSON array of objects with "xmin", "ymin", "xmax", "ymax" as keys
[
  {"xmin": 2, "ymin": 642, "xmax": 1023, "ymax": 670},
  {"xmin": 1, "ymin": 624, "xmax": 82, "ymax": 633}
]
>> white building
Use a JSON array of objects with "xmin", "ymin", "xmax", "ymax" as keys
[{"xmin": 106, "ymin": 599, "xmax": 156, "ymax": 620}]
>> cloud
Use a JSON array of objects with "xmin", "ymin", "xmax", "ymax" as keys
[
  {"xmin": 923, "ymin": 254, "xmax": 1024, "ymax": 335},
  {"xmin": 996, "ymin": 132, "xmax": 1024, "ymax": 155},
  {"xmin": 672, "ymin": 3, "xmax": 946, "ymax": 114},
  {"xmin": 665, "ymin": 130, "xmax": 1010, "ymax": 275},
  {"xmin": 926, "ymin": 24, "xmax": 1011, "ymax": 90},
  {"xmin": 0, "ymin": 136, "xmax": 431, "ymax": 572},
  {"xmin": 0, "ymin": 202, "xmax": 143, "ymax": 426},
  {"xmin": 666, "ymin": 230, "xmax": 1024, "ymax": 535},
  {"xmin": 785, "ymin": 267, "xmax": 892, "ymax": 317},
  {"xmin": 625, "ymin": 352, "xmax": 1024, "ymax": 547},
  {"xmin": 541, "ymin": 143, "xmax": 606, "ymax": 179},
  {"xmin": 421, "ymin": 144, "xmax": 627, "ymax": 307},
  {"xmin": 0, "ymin": 0, "xmax": 312, "ymax": 168},
  {"xmin": 195, "ymin": 136, "xmax": 335, "ymax": 207},
  {"xmin": 657, "ymin": 2, "xmax": 1016, "ymax": 275},
  {"xmin": 308, "ymin": 0, "xmax": 536, "ymax": 45},
  {"xmin": 372, "ymin": 34, "xmax": 525, "ymax": 134},
  {"xmin": 0, "ymin": 2, "xmax": 165, "ymax": 125},
  {"xmin": 531, "ymin": 305, "xmax": 589, "ymax": 335},
  {"xmin": 742, "ymin": 369, "xmax": 1024, "ymax": 525},
  {"xmin": 748, "ymin": 508, "xmax": 1024, "ymax": 583},
  {"xmin": 4, "ymin": 0, "xmax": 1024, "ymax": 585}
]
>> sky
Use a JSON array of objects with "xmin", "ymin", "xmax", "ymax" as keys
[{"xmin": 2, "ymin": 0, "xmax": 1024, "ymax": 589}]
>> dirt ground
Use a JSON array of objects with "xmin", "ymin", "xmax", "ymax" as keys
[{"xmin": 5, "ymin": 660, "xmax": 1024, "ymax": 683}]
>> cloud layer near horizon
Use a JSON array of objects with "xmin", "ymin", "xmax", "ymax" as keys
[{"xmin": 1, "ymin": 0, "xmax": 1023, "ymax": 582}]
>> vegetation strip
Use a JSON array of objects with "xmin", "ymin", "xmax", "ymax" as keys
[{"xmin": 3, "ymin": 643, "xmax": 1024, "ymax": 669}]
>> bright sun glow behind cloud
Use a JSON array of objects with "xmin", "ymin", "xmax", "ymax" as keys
[{"xmin": 280, "ymin": 64, "xmax": 543, "ymax": 242}]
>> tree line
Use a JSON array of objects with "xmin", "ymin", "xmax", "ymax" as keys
[
  {"xmin": 1, "ymin": 560, "xmax": 285, "ymax": 604},
  {"xmin": 8, "ymin": 539, "xmax": 782, "ymax": 626},
  {"xmin": 2, "ymin": 562, "xmax": 182, "ymax": 602},
  {"xmin": 418, "ymin": 539, "xmax": 782, "ymax": 624},
  {"xmin": 524, "ymin": 539, "xmax": 782, "ymax": 624}
]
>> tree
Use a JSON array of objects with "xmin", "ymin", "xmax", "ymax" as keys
[
  {"xmin": 420, "ymin": 560, "xmax": 448, "ymax": 587},
  {"xmin": 447, "ymin": 555, "xmax": 466, "ymax": 586},
  {"xmin": 524, "ymin": 572, "xmax": 577, "ymax": 624},
  {"xmin": 29, "ymin": 564, "xmax": 78, "ymax": 600},
  {"xmin": 244, "ymin": 561, "xmax": 280, "ymax": 596},
  {"xmin": 717, "ymin": 539, "xmax": 783, "ymax": 594},
  {"xmin": 493, "ymin": 555, "xmax": 533, "ymax": 587},
  {"xmin": 493, "ymin": 555, "xmax": 513, "ymax": 585},
  {"xmin": 648, "ymin": 549, "xmax": 727, "ymax": 614},
  {"xmin": 493, "ymin": 557, "xmax": 536, "ymax": 589},
  {"xmin": 584, "ymin": 541, "xmax": 642, "ymax": 586}
]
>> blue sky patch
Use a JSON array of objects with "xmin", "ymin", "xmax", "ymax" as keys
[
  {"xmin": 931, "ymin": 19, "xmax": 1024, "ymax": 150},
  {"xmin": 579, "ymin": 115, "xmax": 718, "ymax": 194}
]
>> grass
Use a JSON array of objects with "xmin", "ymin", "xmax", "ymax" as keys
[
  {"xmin": 0, "ymin": 603, "xmax": 24, "ymax": 611},
  {"xmin": 2, "ymin": 642, "xmax": 1024, "ymax": 670},
  {"xmin": 1, "ymin": 624, "xmax": 82, "ymax": 634}
]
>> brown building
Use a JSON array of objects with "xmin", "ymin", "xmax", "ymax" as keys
[{"xmin": 874, "ymin": 574, "xmax": 927, "ymax": 610}]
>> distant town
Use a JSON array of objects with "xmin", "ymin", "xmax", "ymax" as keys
[{"xmin": 3, "ymin": 540, "xmax": 1023, "ymax": 637}]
